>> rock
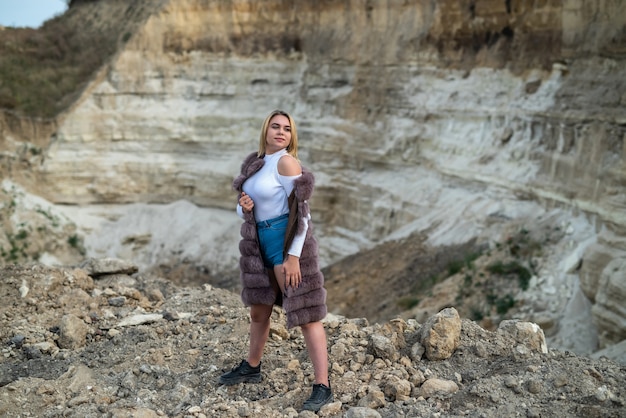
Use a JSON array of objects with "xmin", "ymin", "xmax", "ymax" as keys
[
  {"xmin": 117, "ymin": 313, "xmax": 163, "ymax": 327},
  {"xmin": 497, "ymin": 320, "xmax": 548, "ymax": 354},
  {"xmin": 503, "ymin": 375, "xmax": 519, "ymax": 389},
  {"xmin": 147, "ymin": 288, "xmax": 165, "ymax": 303},
  {"xmin": 57, "ymin": 314, "xmax": 89, "ymax": 349},
  {"xmin": 383, "ymin": 377, "xmax": 411, "ymax": 401},
  {"xmin": 0, "ymin": 1, "xmax": 625, "ymax": 384},
  {"xmin": 419, "ymin": 378, "xmax": 459, "ymax": 399},
  {"xmin": 590, "ymin": 338, "xmax": 626, "ymax": 365},
  {"xmin": 319, "ymin": 401, "xmax": 342, "ymax": 416},
  {"xmin": 269, "ymin": 322, "xmax": 289, "ymax": 340},
  {"xmin": 79, "ymin": 258, "xmax": 138, "ymax": 277},
  {"xmin": 19, "ymin": 280, "xmax": 29, "ymax": 298},
  {"xmin": 592, "ymin": 258, "xmax": 626, "ymax": 347},
  {"xmin": 345, "ymin": 407, "xmax": 382, "ymax": 418},
  {"xmin": 0, "ymin": 263, "xmax": 625, "ymax": 417},
  {"xmin": 357, "ymin": 386, "xmax": 385, "ymax": 409},
  {"xmin": 10, "ymin": 335, "xmax": 25, "ymax": 348},
  {"xmin": 410, "ymin": 341, "xmax": 425, "ymax": 361},
  {"xmin": 108, "ymin": 296, "xmax": 127, "ymax": 307},
  {"xmin": 527, "ymin": 379, "xmax": 543, "ymax": 394},
  {"xmin": 368, "ymin": 334, "xmax": 398, "ymax": 361},
  {"xmin": 60, "ymin": 364, "xmax": 94, "ymax": 393},
  {"xmin": 579, "ymin": 243, "xmax": 621, "ymax": 302},
  {"xmin": 418, "ymin": 307, "xmax": 461, "ymax": 361}
]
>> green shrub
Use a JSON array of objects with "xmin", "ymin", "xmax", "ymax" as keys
[
  {"xmin": 486, "ymin": 261, "xmax": 532, "ymax": 290},
  {"xmin": 67, "ymin": 234, "xmax": 80, "ymax": 248},
  {"xmin": 446, "ymin": 251, "xmax": 483, "ymax": 277},
  {"xmin": 495, "ymin": 294, "xmax": 516, "ymax": 314},
  {"xmin": 397, "ymin": 296, "xmax": 420, "ymax": 310},
  {"xmin": 485, "ymin": 292, "xmax": 516, "ymax": 315},
  {"xmin": 15, "ymin": 229, "xmax": 28, "ymax": 240},
  {"xmin": 463, "ymin": 274, "xmax": 473, "ymax": 286},
  {"xmin": 470, "ymin": 307, "xmax": 484, "ymax": 321},
  {"xmin": 447, "ymin": 260, "xmax": 464, "ymax": 276}
]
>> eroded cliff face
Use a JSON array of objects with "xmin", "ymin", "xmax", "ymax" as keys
[
  {"xmin": 35, "ymin": 0, "xmax": 625, "ymax": 222},
  {"xmin": 2, "ymin": 1, "xmax": 625, "ymax": 352}
]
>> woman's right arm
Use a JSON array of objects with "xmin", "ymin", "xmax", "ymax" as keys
[
  {"xmin": 236, "ymin": 203, "xmax": 245, "ymax": 219},
  {"xmin": 237, "ymin": 191, "xmax": 254, "ymax": 217}
]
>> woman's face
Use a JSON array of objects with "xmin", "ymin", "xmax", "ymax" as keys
[{"xmin": 265, "ymin": 114, "xmax": 292, "ymax": 154}]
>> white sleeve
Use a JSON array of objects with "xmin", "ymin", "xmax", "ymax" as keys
[
  {"xmin": 278, "ymin": 173, "xmax": 299, "ymax": 195},
  {"xmin": 279, "ymin": 173, "xmax": 308, "ymax": 257},
  {"xmin": 287, "ymin": 212, "xmax": 310, "ymax": 257},
  {"xmin": 236, "ymin": 203, "xmax": 245, "ymax": 219}
]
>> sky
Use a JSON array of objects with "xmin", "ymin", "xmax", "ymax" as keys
[{"xmin": 0, "ymin": 0, "xmax": 68, "ymax": 28}]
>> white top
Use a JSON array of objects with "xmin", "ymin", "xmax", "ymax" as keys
[{"xmin": 237, "ymin": 149, "xmax": 309, "ymax": 257}]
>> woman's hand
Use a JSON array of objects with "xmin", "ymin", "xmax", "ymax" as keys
[
  {"xmin": 282, "ymin": 255, "xmax": 301, "ymax": 289},
  {"xmin": 239, "ymin": 192, "xmax": 254, "ymax": 213}
]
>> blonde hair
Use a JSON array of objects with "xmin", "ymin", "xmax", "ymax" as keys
[{"xmin": 257, "ymin": 110, "xmax": 298, "ymax": 160}]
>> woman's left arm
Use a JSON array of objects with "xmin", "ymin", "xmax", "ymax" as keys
[
  {"xmin": 278, "ymin": 155, "xmax": 303, "ymax": 288},
  {"xmin": 283, "ymin": 255, "xmax": 301, "ymax": 289}
]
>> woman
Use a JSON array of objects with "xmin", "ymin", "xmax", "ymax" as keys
[{"xmin": 219, "ymin": 110, "xmax": 333, "ymax": 412}]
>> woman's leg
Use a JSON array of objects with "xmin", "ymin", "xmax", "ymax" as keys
[
  {"xmin": 247, "ymin": 268, "xmax": 282, "ymax": 366},
  {"xmin": 301, "ymin": 321, "xmax": 330, "ymax": 386},
  {"xmin": 247, "ymin": 303, "xmax": 273, "ymax": 367},
  {"xmin": 273, "ymin": 265, "xmax": 329, "ymax": 387},
  {"xmin": 272, "ymin": 265, "xmax": 286, "ymax": 293}
]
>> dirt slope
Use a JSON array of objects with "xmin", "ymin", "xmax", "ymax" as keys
[{"xmin": 0, "ymin": 262, "xmax": 624, "ymax": 417}]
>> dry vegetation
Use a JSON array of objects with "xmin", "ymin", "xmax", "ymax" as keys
[
  {"xmin": 0, "ymin": 0, "xmax": 155, "ymax": 118},
  {"xmin": 0, "ymin": 24, "xmax": 106, "ymax": 117},
  {"xmin": 323, "ymin": 223, "xmax": 564, "ymax": 333}
]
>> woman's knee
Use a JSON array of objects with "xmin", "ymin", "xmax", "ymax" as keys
[
  {"xmin": 250, "ymin": 304, "xmax": 273, "ymax": 323},
  {"xmin": 300, "ymin": 321, "xmax": 321, "ymax": 332}
]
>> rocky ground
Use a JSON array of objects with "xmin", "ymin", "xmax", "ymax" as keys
[{"xmin": 1, "ymin": 260, "xmax": 624, "ymax": 418}]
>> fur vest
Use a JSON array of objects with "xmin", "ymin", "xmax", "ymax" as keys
[{"xmin": 232, "ymin": 152, "xmax": 327, "ymax": 329}]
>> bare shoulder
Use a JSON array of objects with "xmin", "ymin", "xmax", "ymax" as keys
[{"xmin": 278, "ymin": 154, "xmax": 302, "ymax": 176}]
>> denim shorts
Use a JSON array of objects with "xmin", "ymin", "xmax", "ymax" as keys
[{"xmin": 257, "ymin": 213, "xmax": 289, "ymax": 268}]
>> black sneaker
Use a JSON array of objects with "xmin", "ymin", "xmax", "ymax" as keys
[
  {"xmin": 302, "ymin": 382, "xmax": 333, "ymax": 412},
  {"xmin": 218, "ymin": 360, "xmax": 262, "ymax": 385}
]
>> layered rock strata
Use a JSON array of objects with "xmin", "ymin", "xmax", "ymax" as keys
[{"xmin": 1, "ymin": 1, "xmax": 625, "ymax": 351}]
